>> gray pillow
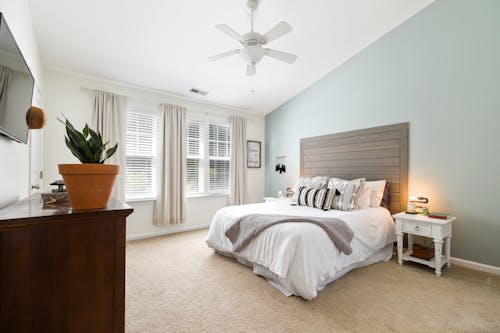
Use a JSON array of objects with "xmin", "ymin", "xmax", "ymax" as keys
[{"xmin": 328, "ymin": 177, "xmax": 365, "ymax": 211}]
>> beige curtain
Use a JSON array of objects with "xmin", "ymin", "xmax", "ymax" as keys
[
  {"xmin": 229, "ymin": 116, "xmax": 247, "ymax": 205},
  {"xmin": 155, "ymin": 103, "xmax": 186, "ymax": 225},
  {"xmin": 92, "ymin": 90, "xmax": 127, "ymax": 201}
]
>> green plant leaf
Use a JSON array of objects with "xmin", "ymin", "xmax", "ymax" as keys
[
  {"xmin": 65, "ymin": 137, "xmax": 86, "ymax": 162},
  {"xmin": 104, "ymin": 143, "xmax": 118, "ymax": 162},
  {"xmin": 83, "ymin": 124, "xmax": 90, "ymax": 138}
]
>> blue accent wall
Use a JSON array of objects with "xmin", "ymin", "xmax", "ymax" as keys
[{"xmin": 265, "ymin": 0, "xmax": 500, "ymax": 266}]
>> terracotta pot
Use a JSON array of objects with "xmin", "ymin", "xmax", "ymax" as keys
[{"xmin": 58, "ymin": 164, "xmax": 119, "ymax": 210}]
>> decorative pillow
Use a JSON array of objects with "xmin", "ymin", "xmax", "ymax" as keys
[
  {"xmin": 290, "ymin": 176, "xmax": 329, "ymax": 205},
  {"xmin": 355, "ymin": 180, "xmax": 387, "ymax": 209},
  {"xmin": 364, "ymin": 180, "xmax": 387, "ymax": 207},
  {"xmin": 328, "ymin": 177, "xmax": 365, "ymax": 211},
  {"xmin": 307, "ymin": 176, "xmax": 329, "ymax": 189},
  {"xmin": 356, "ymin": 185, "xmax": 371, "ymax": 210},
  {"xmin": 297, "ymin": 186, "xmax": 335, "ymax": 211},
  {"xmin": 380, "ymin": 182, "xmax": 390, "ymax": 208}
]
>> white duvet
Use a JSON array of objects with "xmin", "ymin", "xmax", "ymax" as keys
[{"xmin": 206, "ymin": 199, "xmax": 396, "ymax": 300}]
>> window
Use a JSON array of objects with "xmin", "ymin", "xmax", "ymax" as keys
[
  {"xmin": 125, "ymin": 109, "xmax": 158, "ymax": 200},
  {"xmin": 186, "ymin": 117, "xmax": 230, "ymax": 196},
  {"xmin": 186, "ymin": 120, "xmax": 203, "ymax": 194},
  {"xmin": 209, "ymin": 124, "xmax": 230, "ymax": 193}
]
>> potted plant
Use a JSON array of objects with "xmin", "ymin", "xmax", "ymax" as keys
[{"xmin": 58, "ymin": 116, "xmax": 119, "ymax": 210}]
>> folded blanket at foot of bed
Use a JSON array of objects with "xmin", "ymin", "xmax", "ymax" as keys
[{"xmin": 225, "ymin": 214, "xmax": 354, "ymax": 254}]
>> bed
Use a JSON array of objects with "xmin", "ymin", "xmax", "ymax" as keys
[{"xmin": 206, "ymin": 123, "xmax": 409, "ymax": 300}]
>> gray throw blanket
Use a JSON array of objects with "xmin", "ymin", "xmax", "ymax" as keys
[{"xmin": 225, "ymin": 214, "xmax": 354, "ymax": 255}]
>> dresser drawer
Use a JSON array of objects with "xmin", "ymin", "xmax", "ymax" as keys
[{"xmin": 402, "ymin": 222, "xmax": 432, "ymax": 236}]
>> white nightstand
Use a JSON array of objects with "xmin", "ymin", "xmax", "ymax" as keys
[
  {"xmin": 263, "ymin": 196, "xmax": 288, "ymax": 202},
  {"xmin": 393, "ymin": 212, "xmax": 456, "ymax": 276}
]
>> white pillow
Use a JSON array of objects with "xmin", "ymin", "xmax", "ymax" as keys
[
  {"xmin": 356, "ymin": 186, "xmax": 371, "ymax": 209},
  {"xmin": 363, "ymin": 180, "xmax": 387, "ymax": 207}
]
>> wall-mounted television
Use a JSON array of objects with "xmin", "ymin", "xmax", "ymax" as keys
[{"xmin": 0, "ymin": 12, "xmax": 35, "ymax": 144}]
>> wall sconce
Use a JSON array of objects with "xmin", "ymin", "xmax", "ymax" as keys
[
  {"xmin": 275, "ymin": 155, "xmax": 286, "ymax": 174},
  {"xmin": 25, "ymin": 106, "xmax": 46, "ymax": 129},
  {"xmin": 275, "ymin": 163, "xmax": 286, "ymax": 173},
  {"xmin": 407, "ymin": 196, "xmax": 429, "ymax": 214}
]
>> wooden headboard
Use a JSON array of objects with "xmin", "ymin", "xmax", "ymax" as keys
[{"xmin": 300, "ymin": 123, "xmax": 408, "ymax": 214}]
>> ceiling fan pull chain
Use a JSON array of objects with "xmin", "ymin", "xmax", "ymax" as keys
[{"xmin": 250, "ymin": 8, "xmax": 254, "ymax": 32}]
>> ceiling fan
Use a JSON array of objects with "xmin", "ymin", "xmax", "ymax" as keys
[{"xmin": 209, "ymin": 0, "xmax": 297, "ymax": 76}]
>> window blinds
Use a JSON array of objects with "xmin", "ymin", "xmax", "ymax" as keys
[
  {"xmin": 125, "ymin": 110, "xmax": 157, "ymax": 200},
  {"xmin": 186, "ymin": 120, "xmax": 203, "ymax": 194},
  {"xmin": 208, "ymin": 123, "xmax": 230, "ymax": 193}
]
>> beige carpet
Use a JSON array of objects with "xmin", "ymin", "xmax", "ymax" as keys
[{"xmin": 126, "ymin": 229, "xmax": 500, "ymax": 333}]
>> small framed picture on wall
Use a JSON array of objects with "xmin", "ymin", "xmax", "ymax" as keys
[{"xmin": 247, "ymin": 140, "xmax": 261, "ymax": 168}]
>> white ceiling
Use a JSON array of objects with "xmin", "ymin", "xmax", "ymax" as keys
[{"xmin": 28, "ymin": 0, "xmax": 433, "ymax": 114}]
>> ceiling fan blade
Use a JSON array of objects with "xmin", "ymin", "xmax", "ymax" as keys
[
  {"xmin": 215, "ymin": 24, "xmax": 243, "ymax": 41},
  {"xmin": 261, "ymin": 21, "xmax": 292, "ymax": 44},
  {"xmin": 265, "ymin": 49, "xmax": 297, "ymax": 64},
  {"xmin": 208, "ymin": 49, "xmax": 240, "ymax": 62},
  {"xmin": 246, "ymin": 64, "xmax": 256, "ymax": 76}
]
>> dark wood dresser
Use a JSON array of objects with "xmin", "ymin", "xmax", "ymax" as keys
[{"xmin": 0, "ymin": 195, "xmax": 133, "ymax": 333}]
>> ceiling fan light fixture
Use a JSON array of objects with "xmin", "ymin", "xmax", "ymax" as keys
[
  {"xmin": 240, "ymin": 45, "xmax": 265, "ymax": 65},
  {"xmin": 208, "ymin": 0, "xmax": 296, "ymax": 77}
]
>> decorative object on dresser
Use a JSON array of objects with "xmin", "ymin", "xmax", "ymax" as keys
[
  {"xmin": 247, "ymin": 140, "xmax": 261, "ymax": 168},
  {"xmin": 393, "ymin": 212, "xmax": 456, "ymax": 276},
  {"xmin": 41, "ymin": 180, "xmax": 69, "ymax": 207},
  {"xmin": 58, "ymin": 116, "xmax": 119, "ymax": 210},
  {"xmin": 0, "ymin": 194, "xmax": 133, "ymax": 332}
]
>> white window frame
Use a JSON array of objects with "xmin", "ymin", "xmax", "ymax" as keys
[
  {"xmin": 125, "ymin": 103, "xmax": 160, "ymax": 202},
  {"xmin": 186, "ymin": 113, "xmax": 230, "ymax": 197}
]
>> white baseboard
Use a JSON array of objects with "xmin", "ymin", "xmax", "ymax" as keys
[
  {"xmin": 126, "ymin": 223, "xmax": 210, "ymax": 241},
  {"xmin": 451, "ymin": 257, "xmax": 500, "ymax": 276}
]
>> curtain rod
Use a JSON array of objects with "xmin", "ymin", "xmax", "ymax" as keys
[{"xmin": 79, "ymin": 86, "xmax": 262, "ymax": 121}]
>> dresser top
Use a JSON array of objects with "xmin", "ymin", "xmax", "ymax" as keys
[{"xmin": 0, "ymin": 194, "xmax": 133, "ymax": 225}]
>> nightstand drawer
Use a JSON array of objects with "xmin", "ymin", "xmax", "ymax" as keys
[{"xmin": 402, "ymin": 222, "xmax": 432, "ymax": 236}]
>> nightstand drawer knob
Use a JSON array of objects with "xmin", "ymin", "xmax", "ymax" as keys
[{"xmin": 415, "ymin": 226, "xmax": 420, "ymax": 231}]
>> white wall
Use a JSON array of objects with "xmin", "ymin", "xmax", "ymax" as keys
[
  {"xmin": 42, "ymin": 69, "xmax": 265, "ymax": 239},
  {"xmin": 0, "ymin": 0, "xmax": 43, "ymax": 208}
]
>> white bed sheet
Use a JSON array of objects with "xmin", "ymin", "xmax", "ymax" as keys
[{"xmin": 206, "ymin": 199, "xmax": 396, "ymax": 300}]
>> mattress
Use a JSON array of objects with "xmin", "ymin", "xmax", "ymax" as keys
[{"xmin": 206, "ymin": 199, "xmax": 396, "ymax": 300}]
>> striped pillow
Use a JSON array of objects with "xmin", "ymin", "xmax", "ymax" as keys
[
  {"xmin": 297, "ymin": 186, "xmax": 335, "ymax": 211},
  {"xmin": 290, "ymin": 176, "xmax": 329, "ymax": 205}
]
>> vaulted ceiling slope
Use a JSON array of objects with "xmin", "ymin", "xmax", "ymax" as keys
[{"xmin": 29, "ymin": 0, "xmax": 433, "ymax": 114}]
